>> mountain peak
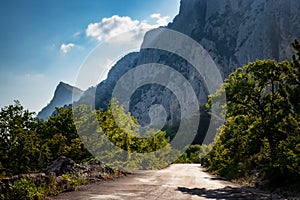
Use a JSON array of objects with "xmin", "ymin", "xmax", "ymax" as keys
[{"xmin": 37, "ymin": 82, "xmax": 83, "ymax": 120}]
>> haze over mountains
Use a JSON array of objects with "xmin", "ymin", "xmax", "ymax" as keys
[
  {"xmin": 37, "ymin": 82, "xmax": 83, "ymax": 119},
  {"xmin": 38, "ymin": 0, "xmax": 300, "ymax": 125}
]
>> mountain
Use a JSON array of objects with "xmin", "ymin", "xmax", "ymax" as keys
[
  {"xmin": 37, "ymin": 82, "xmax": 83, "ymax": 120},
  {"xmin": 80, "ymin": 0, "xmax": 300, "ymax": 130},
  {"xmin": 41, "ymin": 0, "xmax": 300, "ymax": 137}
]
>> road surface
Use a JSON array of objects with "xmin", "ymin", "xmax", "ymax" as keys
[{"xmin": 51, "ymin": 164, "xmax": 281, "ymax": 200}]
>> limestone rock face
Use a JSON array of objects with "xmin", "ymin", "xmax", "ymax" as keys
[
  {"xmin": 94, "ymin": 52, "xmax": 140, "ymax": 110},
  {"xmin": 169, "ymin": 0, "xmax": 300, "ymax": 76},
  {"xmin": 44, "ymin": 0, "xmax": 300, "ymax": 130},
  {"xmin": 88, "ymin": 0, "xmax": 300, "ymax": 128}
]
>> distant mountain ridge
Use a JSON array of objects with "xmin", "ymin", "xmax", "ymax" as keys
[{"xmin": 37, "ymin": 82, "xmax": 83, "ymax": 120}]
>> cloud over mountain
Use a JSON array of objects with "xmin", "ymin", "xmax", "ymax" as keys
[{"xmin": 86, "ymin": 14, "xmax": 171, "ymax": 43}]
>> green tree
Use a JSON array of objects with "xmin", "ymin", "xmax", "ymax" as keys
[
  {"xmin": 0, "ymin": 101, "xmax": 48, "ymax": 175},
  {"xmin": 203, "ymin": 41, "xmax": 300, "ymax": 187},
  {"xmin": 41, "ymin": 107, "xmax": 91, "ymax": 163},
  {"xmin": 74, "ymin": 99, "xmax": 177, "ymax": 170}
]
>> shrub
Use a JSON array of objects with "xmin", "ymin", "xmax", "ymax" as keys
[{"xmin": 13, "ymin": 178, "xmax": 45, "ymax": 200}]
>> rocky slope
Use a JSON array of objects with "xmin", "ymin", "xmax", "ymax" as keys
[
  {"xmin": 41, "ymin": 0, "xmax": 300, "ymax": 132},
  {"xmin": 38, "ymin": 82, "xmax": 83, "ymax": 120},
  {"xmin": 86, "ymin": 0, "xmax": 300, "ymax": 129}
]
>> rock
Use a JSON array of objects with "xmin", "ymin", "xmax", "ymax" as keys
[{"xmin": 42, "ymin": 156, "xmax": 86, "ymax": 176}]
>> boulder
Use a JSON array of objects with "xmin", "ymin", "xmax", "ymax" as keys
[{"xmin": 42, "ymin": 156, "xmax": 86, "ymax": 176}]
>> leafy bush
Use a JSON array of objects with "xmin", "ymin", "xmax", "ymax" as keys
[
  {"xmin": 13, "ymin": 178, "xmax": 45, "ymax": 200},
  {"xmin": 60, "ymin": 173, "xmax": 86, "ymax": 191}
]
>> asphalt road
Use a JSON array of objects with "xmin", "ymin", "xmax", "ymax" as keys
[{"xmin": 51, "ymin": 164, "xmax": 282, "ymax": 200}]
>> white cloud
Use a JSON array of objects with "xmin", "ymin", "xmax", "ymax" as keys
[
  {"xmin": 150, "ymin": 13, "xmax": 170, "ymax": 26},
  {"xmin": 60, "ymin": 43, "xmax": 75, "ymax": 54},
  {"xmin": 86, "ymin": 13, "xmax": 171, "ymax": 43}
]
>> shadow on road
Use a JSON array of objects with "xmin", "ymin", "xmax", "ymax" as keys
[
  {"xmin": 203, "ymin": 176, "xmax": 229, "ymax": 181},
  {"xmin": 177, "ymin": 186, "xmax": 274, "ymax": 199}
]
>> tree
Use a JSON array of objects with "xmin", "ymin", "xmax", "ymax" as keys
[
  {"xmin": 0, "ymin": 101, "xmax": 46, "ymax": 175},
  {"xmin": 203, "ymin": 41, "xmax": 300, "ymax": 187},
  {"xmin": 73, "ymin": 99, "xmax": 177, "ymax": 170},
  {"xmin": 41, "ymin": 107, "xmax": 91, "ymax": 163}
]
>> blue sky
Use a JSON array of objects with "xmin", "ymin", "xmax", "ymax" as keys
[{"xmin": 0, "ymin": 0, "xmax": 181, "ymax": 112}]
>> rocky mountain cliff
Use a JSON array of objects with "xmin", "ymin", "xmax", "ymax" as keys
[
  {"xmin": 37, "ymin": 82, "xmax": 83, "ymax": 120},
  {"xmin": 41, "ymin": 0, "xmax": 300, "ymax": 135},
  {"xmin": 169, "ymin": 0, "xmax": 300, "ymax": 76},
  {"xmin": 87, "ymin": 0, "xmax": 300, "ymax": 130}
]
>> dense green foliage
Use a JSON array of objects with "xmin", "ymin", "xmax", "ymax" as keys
[
  {"xmin": 0, "ymin": 98, "xmax": 180, "ymax": 177},
  {"xmin": 0, "ymin": 101, "xmax": 48, "ymax": 176},
  {"xmin": 1, "ymin": 173, "xmax": 88, "ymax": 200},
  {"xmin": 0, "ymin": 98, "xmax": 183, "ymax": 199},
  {"xmin": 12, "ymin": 178, "xmax": 45, "ymax": 200},
  {"xmin": 0, "ymin": 102, "xmax": 92, "ymax": 177},
  {"xmin": 175, "ymin": 144, "xmax": 202, "ymax": 163},
  {"xmin": 202, "ymin": 40, "xmax": 300, "ymax": 189},
  {"xmin": 75, "ymin": 98, "xmax": 178, "ymax": 170}
]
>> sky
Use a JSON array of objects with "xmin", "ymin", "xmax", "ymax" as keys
[{"xmin": 0, "ymin": 0, "xmax": 181, "ymax": 112}]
